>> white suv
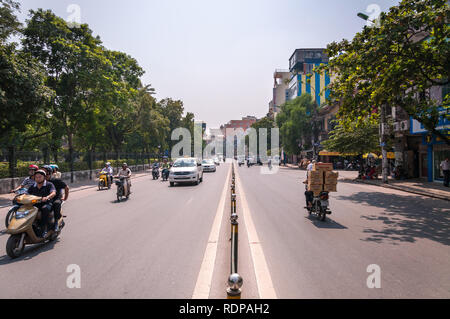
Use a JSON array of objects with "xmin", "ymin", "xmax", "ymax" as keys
[{"xmin": 169, "ymin": 157, "xmax": 203, "ymax": 187}]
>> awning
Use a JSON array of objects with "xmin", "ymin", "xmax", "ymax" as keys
[
  {"xmin": 319, "ymin": 151, "xmax": 358, "ymax": 156},
  {"xmin": 362, "ymin": 152, "xmax": 395, "ymax": 159}
]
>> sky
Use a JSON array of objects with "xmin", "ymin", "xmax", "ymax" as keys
[{"xmin": 18, "ymin": 0, "xmax": 400, "ymax": 129}]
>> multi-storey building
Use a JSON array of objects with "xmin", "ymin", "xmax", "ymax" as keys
[
  {"xmin": 286, "ymin": 48, "xmax": 331, "ymax": 105},
  {"xmin": 268, "ymin": 69, "xmax": 291, "ymax": 118}
]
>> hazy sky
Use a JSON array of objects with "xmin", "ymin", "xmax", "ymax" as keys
[{"xmin": 18, "ymin": 0, "xmax": 399, "ymax": 129}]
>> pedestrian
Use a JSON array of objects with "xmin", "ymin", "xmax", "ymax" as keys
[{"xmin": 440, "ymin": 157, "xmax": 450, "ymax": 187}]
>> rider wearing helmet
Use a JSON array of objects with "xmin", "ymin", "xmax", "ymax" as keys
[
  {"xmin": 102, "ymin": 162, "xmax": 113, "ymax": 186},
  {"xmin": 43, "ymin": 165, "xmax": 69, "ymax": 232},
  {"xmin": 115, "ymin": 163, "xmax": 132, "ymax": 196},
  {"xmin": 50, "ymin": 164, "xmax": 61, "ymax": 179},
  {"xmin": 27, "ymin": 169, "xmax": 56, "ymax": 238},
  {"xmin": 11, "ymin": 164, "xmax": 39, "ymax": 193}
]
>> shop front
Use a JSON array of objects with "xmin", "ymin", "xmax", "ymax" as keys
[{"xmin": 410, "ymin": 115, "xmax": 450, "ymax": 182}]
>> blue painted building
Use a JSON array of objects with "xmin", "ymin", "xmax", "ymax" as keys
[{"xmin": 286, "ymin": 48, "xmax": 331, "ymax": 105}]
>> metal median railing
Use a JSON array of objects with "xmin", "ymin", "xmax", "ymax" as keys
[{"xmin": 227, "ymin": 163, "xmax": 243, "ymax": 299}]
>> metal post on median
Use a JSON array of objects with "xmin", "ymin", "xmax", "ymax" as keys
[
  {"xmin": 227, "ymin": 212, "xmax": 242, "ymax": 299},
  {"xmin": 227, "ymin": 163, "xmax": 242, "ymax": 299}
]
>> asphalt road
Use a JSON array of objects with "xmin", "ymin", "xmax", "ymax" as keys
[
  {"xmin": 0, "ymin": 163, "xmax": 448, "ymax": 299},
  {"xmin": 0, "ymin": 165, "xmax": 230, "ymax": 298},
  {"xmin": 236, "ymin": 165, "xmax": 450, "ymax": 298}
]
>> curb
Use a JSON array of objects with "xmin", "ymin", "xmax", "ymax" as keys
[{"xmin": 348, "ymin": 179, "xmax": 450, "ymax": 201}]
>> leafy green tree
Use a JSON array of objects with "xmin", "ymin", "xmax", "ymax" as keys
[
  {"xmin": 318, "ymin": 0, "xmax": 449, "ymax": 145},
  {"xmin": 322, "ymin": 118, "xmax": 382, "ymax": 155},
  {"xmin": 276, "ymin": 94, "xmax": 315, "ymax": 155},
  {"xmin": 0, "ymin": 0, "xmax": 20, "ymax": 42},
  {"xmin": 0, "ymin": 2, "xmax": 52, "ymax": 178},
  {"xmin": 23, "ymin": 10, "xmax": 144, "ymax": 180},
  {"xmin": 250, "ymin": 116, "xmax": 275, "ymax": 156}
]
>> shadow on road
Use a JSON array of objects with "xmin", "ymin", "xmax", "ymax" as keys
[
  {"xmin": 0, "ymin": 240, "xmax": 58, "ymax": 265},
  {"xmin": 337, "ymin": 192, "xmax": 450, "ymax": 245},
  {"xmin": 305, "ymin": 215, "xmax": 347, "ymax": 229}
]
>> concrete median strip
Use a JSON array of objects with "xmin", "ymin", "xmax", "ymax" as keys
[
  {"xmin": 234, "ymin": 167, "xmax": 277, "ymax": 299},
  {"xmin": 192, "ymin": 164, "xmax": 231, "ymax": 299}
]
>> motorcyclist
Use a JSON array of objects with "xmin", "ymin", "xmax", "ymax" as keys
[
  {"xmin": 115, "ymin": 163, "xmax": 132, "ymax": 196},
  {"xmin": 50, "ymin": 164, "xmax": 62, "ymax": 179},
  {"xmin": 161, "ymin": 158, "xmax": 170, "ymax": 179},
  {"xmin": 102, "ymin": 162, "xmax": 114, "ymax": 186},
  {"xmin": 43, "ymin": 165, "xmax": 69, "ymax": 232},
  {"xmin": 10, "ymin": 164, "xmax": 39, "ymax": 193},
  {"xmin": 26, "ymin": 169, "xmax": 56, "ymax": 238}
]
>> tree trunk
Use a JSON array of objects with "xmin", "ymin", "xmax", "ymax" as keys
[
  {"xmin": 42, "ymin": 146, "xmax": 49, "ymax": 164},
  {"xmin": 68, "ymin": 132, "xmax": 74, "ymax": 183},
  {"xmin": 8, "ymin": 145, "xmax": 16, "ymax": 189},
  {"xmin": 380, "ymin": 105, "xmax": 389, "ymax": 183},
  {"xmin": 88, "ymin": 148, "xmax": 93, "ymax": 180}
]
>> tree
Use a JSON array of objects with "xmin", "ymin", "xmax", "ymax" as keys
[
  {"xmin": 250, "ymin": 116, "xmax": 275, "ymax": 156},
  {"xmin": 322, "ymin": 118, "xmax": 382, "ymax": 155},
  {"xmin": 0, "ymin": 2, "xmax": 52, "ymax": 179},
  {"xmin": 22, "ymin": 10, "xmax": 144, "ymax": 180},
  {"xmin": 276, "ymin": 94, "xmax": 316, "ymax": 155},
  {"xmin": 318, "ymin": 0, "xmax": 450, "ymax": 145},
  {"xmin": 0, "ymin": 0, "xmax": 20, "ymax": 42}
]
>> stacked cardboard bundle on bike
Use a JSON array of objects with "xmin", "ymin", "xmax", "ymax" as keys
[{"xmin": 307, "ymin": 162, "xmax": 338, "ymax": 195}]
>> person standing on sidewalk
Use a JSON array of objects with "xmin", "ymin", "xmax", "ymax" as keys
[{"xmin": 440, "ymin": 158, "xmax": 449, "ymax": 187}]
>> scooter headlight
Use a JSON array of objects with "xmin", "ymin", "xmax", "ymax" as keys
[{"xmin": 15, "ymin": 209, "xmax": 31, "ymax": 219}]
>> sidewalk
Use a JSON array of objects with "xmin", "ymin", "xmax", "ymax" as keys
[
  {"xmin": 0, "ymin": 169, "xmax": 151, "ymax": 208},
  {"xmin": 280, "ymin": 163, "xmax": 450, "ymax": 201},
  {"xmin": 354, "ymin": 177, "xmax": 450, "ymax": 201}
]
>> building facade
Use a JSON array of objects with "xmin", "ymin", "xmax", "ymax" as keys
[{"xmin": 286, "ymin": 48, "xmax": 331, "ymax": 105}]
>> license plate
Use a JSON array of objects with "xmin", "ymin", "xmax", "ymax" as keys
[{"xmin": 321, "ymin": 200, "xmax": 329, "ymax": 207}]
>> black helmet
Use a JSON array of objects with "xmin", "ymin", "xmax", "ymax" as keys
[{"xmin": 42, "ymin": 165, "xmax": 52, "ymax": 175}]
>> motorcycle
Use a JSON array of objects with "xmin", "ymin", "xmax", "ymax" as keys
[
  {"xmin": 161, "ymin": 168, "xmax": 170, "ymax": 181},
  {"xmin": 98, "ymin": 170, "xmax": 111, "ymax": 190},
  {"xmin": 5, "ymin": 188, "xmax": 27, "ymax": 228},
  {"xmin": 152, "ymin": 167, "xmax": 160, "ymax": 180},
  {"xmin": 305, "ymin": 187, "xmax": 331, "ymax": 222},
  {"xmin": 5, "ymin": 194, "xmax": 65, "ymax": 258},
  {"xmin": 115, "ymin": 176, "xmax": 129, "ymax": 202}
]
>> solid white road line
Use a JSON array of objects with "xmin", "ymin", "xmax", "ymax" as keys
[
  {"xmin": 234, "ymin": 166, "xmax": 277, "ymax": 299},
  {"xmin": 192, "ymin": 164, "xmax": 231, "ymax": 299}
]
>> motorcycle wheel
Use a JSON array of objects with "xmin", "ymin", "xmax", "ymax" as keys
[
  {"xmin": 5, "ymin": 206, "xmax": 17, "ymax": 228},
  {"xmin": 6, "ymin": 235, "xmax": 24, "ymax": 259},
  {"xmin": 318, "ymin": 207, "xmax": 326, "ymax": 222}
]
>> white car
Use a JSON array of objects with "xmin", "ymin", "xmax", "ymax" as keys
[
  {"xmin": 169, "ymin": 157, "xmax": 203, "ymax": 186},
  {"xmin": 213, "ymin": 157, "xmax": 220, "ymax": 166},
  {"xmin": 202, "ymin": 159, "xmax": 216, "ymax": 172}
]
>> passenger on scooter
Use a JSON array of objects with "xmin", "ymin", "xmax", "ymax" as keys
[
  {"xmin": 116, "ymin": 163, "xmax": 132, "ymax": 196},
  {"xmin": 43, "ymin": 166, "xmax": 69, "ymax": 232},
  {"xmin": 26, "ymin": 169, "xmax": 56, "ymax": 238},
  {"xmin": 102, "ymin": 162, "xmax": 114, "ymax": 186},
  {"xmin": 50, "ymin": 164, "xmax": 62, "ymax": 179},
  {"xmin": 10, "ymin": 164, "xmax": 39, "ymax": 193},
  {"xmin": 304, "ymin": 160, "xmax": 315, "ymax": 209}
]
